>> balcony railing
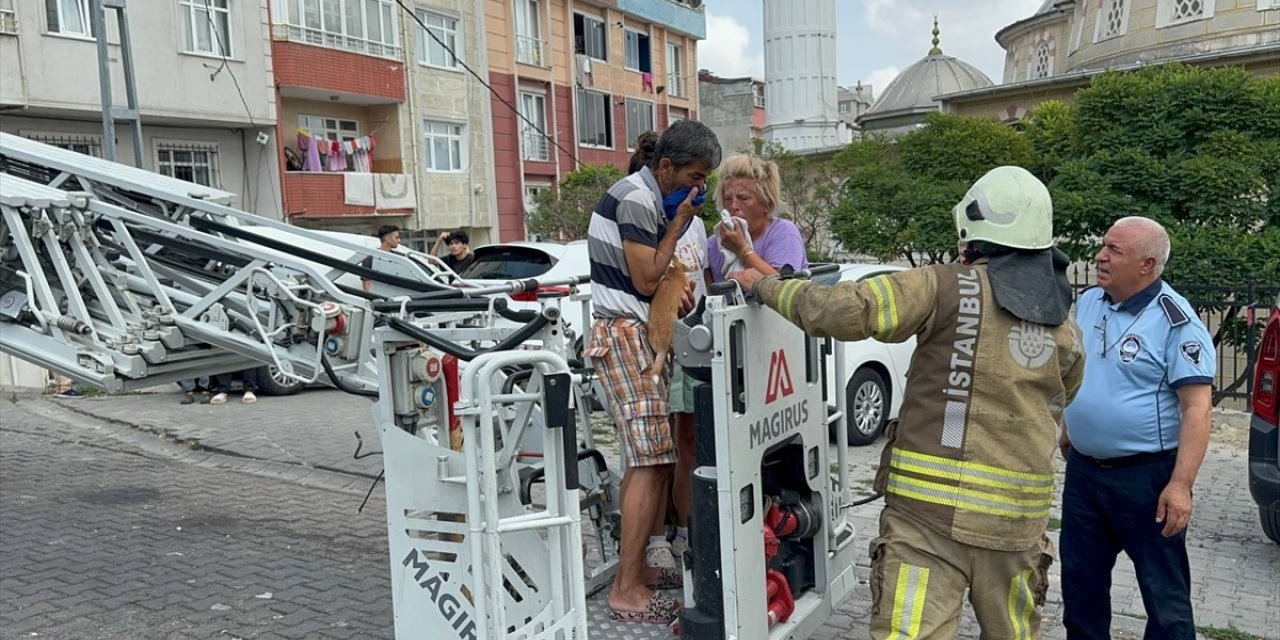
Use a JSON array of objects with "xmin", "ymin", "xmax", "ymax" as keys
[
  {"xmin": 515, "ymin": 35, "xmax": 545, "ymax": 67},
  {"xmin": 273, "ymin": 23, "xmax": 401, "ymax": 60},
  {"xmin": 0, "ymin": 9, "xmax": 17, "ymax": 35},
  {"xmin": 667, "ymin": 73, "xmax": 687, "ymax": 98},
  {"xmin": 521, "ymin": 127, "xmax": 550, "ymax": 162}
]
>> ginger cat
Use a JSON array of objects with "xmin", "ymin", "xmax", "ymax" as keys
[{"xmin": 642, "ymin": 258, "xmax": 693, "ymax": 383}]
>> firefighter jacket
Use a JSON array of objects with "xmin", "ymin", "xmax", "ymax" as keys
[{"xmin": 756, "ymin": 263, "xmax": 1085, "ymax": 551}]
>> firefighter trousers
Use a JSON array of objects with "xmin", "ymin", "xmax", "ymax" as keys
[{"xmin": 869, "ymin": 507, "xmax": 1054, "ymax": 639}]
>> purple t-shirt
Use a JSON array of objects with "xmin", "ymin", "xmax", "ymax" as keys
[{"xmin": 707, "ymin": 217, "xmax": 809, "ymax": 282}]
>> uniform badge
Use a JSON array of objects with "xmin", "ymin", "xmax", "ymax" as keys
[
  {"xmin": 1180, "ymin": 341, "xmax": 1204, "ymax": 366},
  {"xmin": 1119, "ymin": 335, "xmax": 1141, "ymax": 363}
]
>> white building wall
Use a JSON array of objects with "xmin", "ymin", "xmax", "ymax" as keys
[
  {"xmin": 762, "ymin": 0, "xmax": 845, "ymax": 151},
  {"xmin": 5, "ymin": 0, "xmax": 275, "ymax": 126},
  {"xmin": 0, "ymin": 354, "xmax": 49, "ymax": 391}
]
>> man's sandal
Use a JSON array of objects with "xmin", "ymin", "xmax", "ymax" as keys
[{"xmin": 607, "ymin": 591, "xmax": 681, "ymax": 624}]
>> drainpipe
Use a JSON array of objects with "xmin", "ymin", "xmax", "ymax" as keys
[
  {"xmin": 547, "ymin": 0, "xmax": 562, "ymax": 190},
  {"xmin": 402, "ymin": 9, "xmax": 425, "ymax": 234},
  {"xmin": 474, "ymin": 0, "xmax": 500, "ymax": 241}
]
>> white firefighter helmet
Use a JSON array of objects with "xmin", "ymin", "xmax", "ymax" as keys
[{"xmin": 953, "ymin": 166, "xmax": 1053, "ymax": 250}]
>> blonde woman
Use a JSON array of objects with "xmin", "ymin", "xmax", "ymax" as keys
[{"xmin": 707, "ymin": 154, "xmax": 808, "ymax": 281}]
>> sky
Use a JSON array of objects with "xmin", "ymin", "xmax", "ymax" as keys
[{"xmin": 697, "ymin": 0, "xmax": 1045, "ymax": 97}]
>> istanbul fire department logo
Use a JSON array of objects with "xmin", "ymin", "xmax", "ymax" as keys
[
  {"xmin": 765, "ymin": 349, "xmax": 795, "ymax": 404},
  {"xmin": 1008, "ymin": 321, "xmax": 1056, "ymax": 368}
]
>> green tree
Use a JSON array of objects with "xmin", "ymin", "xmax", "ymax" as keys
[
  {"xmin": 526, "ymin": 164, "xmax": 623, "ymax": 241},
  {"xmin": 1032, "ymin": 64, "xmax": 1280, "ymax": 400},
  {"xmin": 758, "ymin": 141, "xmax": 845, "ymax": 262},
  {"xmin": 1040, "ymin": 64, "xmax": 1279, "ymax": 284},
  {"xmin": 830, "ymin": 113, "xmax": 1033, "ymax": 265}
]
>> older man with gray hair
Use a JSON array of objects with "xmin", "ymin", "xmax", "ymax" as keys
[{"xmin": 1059, "ymin": 216, "xmax": 1215, "ymax": 640}]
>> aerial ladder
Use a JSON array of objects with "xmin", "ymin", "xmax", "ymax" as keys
[{"xmin": 0, "ymin": 133, "xmax": 861, "ymax": 640}]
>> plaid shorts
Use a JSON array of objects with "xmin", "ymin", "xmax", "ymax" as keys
[{"xmin": 586, "ymin": 317, "xmax": 675, "ymax": 468}]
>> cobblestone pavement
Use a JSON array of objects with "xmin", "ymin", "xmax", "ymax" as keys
[
  {"xmin": 1, "ymin": 398, "xmax": 393, "ymax": 639},
  {"xmin": 8, "ymin": 389, "xmax": 1278, "ymax": 639}
]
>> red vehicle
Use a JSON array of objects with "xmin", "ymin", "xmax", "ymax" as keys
[{"xmin": 1249, "ymin": 295, "xmax": 1280, "ymax": 544}]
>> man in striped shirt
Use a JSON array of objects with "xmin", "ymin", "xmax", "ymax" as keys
[{"xmin": 585, "ymin": 120, "xmax": 721, "ymax": 625}]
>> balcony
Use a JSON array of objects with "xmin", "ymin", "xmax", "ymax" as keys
[
  {"xmin": 515, "ymin": 35, "xmax": 546, "ymax": 67},
  {"xmin": 521, "ymin": 127, "xmax": 550, "ymax": 162},
  {"xmin": 272, "ymin": 22, "xmax": 401, "ymax": 59},
  {"xmin": 283, "ymin": 172, "xmax": 416, "ymax": 218},
  {"xmin": 666, "ymin": 73, "xmax": 688, "ymax": 99},
  {"xmin": 616, "ymin": 0, "xmax": 706, "ymax": 38},
  {"xmin": 272, "ymin": 40, "xmax": 406, "ymax": 103}
]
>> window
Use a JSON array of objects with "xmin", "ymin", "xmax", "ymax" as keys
[
  {"xmin": 625, "ymin": 99, "xmax": 654, "ymax": 151},
  {"xmin": 156, "ymin": 143, "xmax": 220, "ymax": 187},
  {"xmin": 1259, "ymin": 0, "xmax": 1278, "ymax": 9},
  {"xmin": 523, "ymin": 183, "xmax": 550, "ymax": 214},
  {"xmin": 1157, "ymin": 0, "xmax": 1215, "ymax": 27},
  {"xmin": 276, "ymin": 0, "xmax": 399, "ymax": 58},
  {"xmin": 573, "ymin": 13, "xmax": 606, "ymax": 61},
  {"xmin": 45, "ymin": 0, "xmax": 93, "ymax": 37},
  {"xmin": 1069, "ymin": 1, "xmax": 1086, "ymax": 53},
  {"xmin": 1033, "ymin": 43, "xmax": 1051, "ymax": 78},
  {"xmin": 1093, "ymin": 0, "xmax": 1129, "ymax": 41},
  {"xmin": 423, "ymin": 120, "xmax": 466, "ymax": 172},
  {"xmin": 299, "ymin": 114, "xmax": 359, "ymax": 141},
  {"xmin": 753, "ymin": 84, "xmax": 765, "ymax": 109},
  {"xmin": 624, "ymin": 29, "xmax": 651, "ymax": 72},
  {"xmin": 417, "ymin": 10, "xmax": 459, "ymax": 69},
  {"xmin": 22, "ymin": 132, "xmax": 103, "ymax": 157},
  {"xmin": 666, "ymin": 42, "xmax": 685, "ymax": 97},
  {"xmin": 576, "ymin": 89, "xmax": 612, "ymax": 148},
  {"xmin": 514, "ymin": 0, "xmax": 543, "ymax": 66},
  {"xmin": 180, "ymin": 0, "xmax": 232, "ymax": 56},
  {"xmin": 519, "ymin": 92, "xmax": 549, "ymax": 161},
  {"xmin": 1, "ymin": 0, "xmax": 18, "ymax": 34}
]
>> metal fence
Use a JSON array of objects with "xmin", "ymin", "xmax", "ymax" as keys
[{"xmin": 1069, "ymin": 263, "xmax": 1279, "ymax": 406}]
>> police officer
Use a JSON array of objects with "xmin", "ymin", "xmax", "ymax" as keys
[
  {"xmin": 1059, "ymin": 216, "xmax": 1215, "ymax": 640},
  {"xmin": 730, "ymin": 166, "xmax": 1085, "ymax": 638}
]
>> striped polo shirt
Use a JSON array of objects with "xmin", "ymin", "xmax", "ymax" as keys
[{"xmin": 588, "ymin": 167, "xmax": 678, "ymax": 321}]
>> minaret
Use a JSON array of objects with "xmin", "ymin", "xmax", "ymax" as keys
[{"xmin": 762, "ymin": 0, "xmax": 844, "ymax": 151}]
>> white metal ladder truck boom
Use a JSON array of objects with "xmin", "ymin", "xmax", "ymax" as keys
[{"xmin": 0, "ymin": 133, "xmax": 861, "ymax": 640}]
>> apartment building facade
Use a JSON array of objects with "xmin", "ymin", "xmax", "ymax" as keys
[
  {"xmin": 0, "ymin": 0, "xmax": 281, "ymax": 389},
  {"xmin": 267, "ymin": 0, "xmax": 497, "ymax": 245},
  {"xmin": 697, "ymin": 71, "xmax": 765, "ymax": 156},
  {"xmin": 485, "ymin": 0, "xmax": 706, "ymax": 241},
  {"xmin": 0, "ymin": 0, "xmax": 280, "ymax": 217}
]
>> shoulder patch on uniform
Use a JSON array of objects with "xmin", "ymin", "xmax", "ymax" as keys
[
  {"xmin": 1158, "ymin": 294, "xmax": 1189, "ymax": 327},
  {"xmin": 1180, "ymin": 341, "xmax": 1205, "ymax": 366}
]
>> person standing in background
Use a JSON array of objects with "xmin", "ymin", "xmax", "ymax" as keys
[
  {"xmin": 360, "ymin": 225, "xmax": 401, "ymax": 293},
  {"xmin": 432, "ymin": 230, "xmax": 475, "ymax": 273},
  {"xmin": 1059, "ymin": 216, "xmax": 1215, "ymax": 640}
]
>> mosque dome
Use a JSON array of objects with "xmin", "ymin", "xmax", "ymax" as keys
[{"xmin": 858, "ymin": 19, "xmax": 995, "ymax": 132}]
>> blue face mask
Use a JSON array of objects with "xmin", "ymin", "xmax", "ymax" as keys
[{"xmin": 662, "ymin": 186, "xmax": 706, "ymax": 220}]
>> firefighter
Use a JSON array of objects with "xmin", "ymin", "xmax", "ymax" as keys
[{"xmin": 730, "ymin": 166, "xmax": 1086, "ymax": 639}]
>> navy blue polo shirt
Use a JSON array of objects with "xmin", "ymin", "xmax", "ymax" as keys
[{"xmin": 1065, "ymin": 280, "xmax": 1215, "ymax": 459}]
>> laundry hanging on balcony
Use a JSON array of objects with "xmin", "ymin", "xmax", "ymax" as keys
[
  {"xmin": 344, "ymin": 173, "xmax": 375, "ymax": 207},
  {"xmin": 293, "ymin": 130, "xmax": 377, "ymax": 173},
  {"xmin": 641, "ymin": 72, "xmax": 654, "ymax": 93},
  {"xmin": 375, "ymin": 174, "xmax": 415, "ymax": 210}
]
